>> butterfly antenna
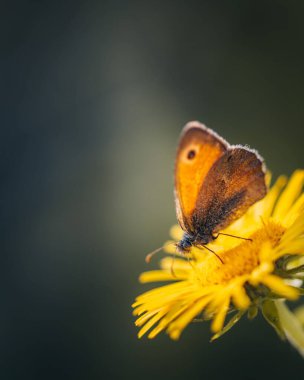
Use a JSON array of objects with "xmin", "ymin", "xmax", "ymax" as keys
[
  {"xmin": 145, "ymin": 242, "xmax": 176, "ymax": 263},
  {"xmin": 202, "ymin": 245, "xmax": 224, "ymax": 264},
  {"xmin": 215, "ymin": 232, "xmax": 252, "ymax": 242}
]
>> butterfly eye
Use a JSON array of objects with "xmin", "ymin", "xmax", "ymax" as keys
[{"xmin": 187, "ymin": 150, "xmax": 196, "ymax": 160}]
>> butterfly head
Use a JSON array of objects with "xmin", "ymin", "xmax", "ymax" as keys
[
  {"xmin": 176, "ymin": 233, "xmax": 193, "ymax": 254},
  {"xmin": 177, "ymin": 231, "xmax": 215, "ymax": 254}
]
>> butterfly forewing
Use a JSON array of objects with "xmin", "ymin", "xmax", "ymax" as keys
[{"xmin": 174, "ymin": 121, "xmax": 228, "ymax": 232}]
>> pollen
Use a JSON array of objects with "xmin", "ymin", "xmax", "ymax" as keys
[{"xmin": 198, "ymin": 222, "xmax": 286, "ymax": 285}]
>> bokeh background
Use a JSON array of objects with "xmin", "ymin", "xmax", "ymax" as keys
[{"xmin": 1, "ymin": 0, "xmax": 304, "ymax": 379}]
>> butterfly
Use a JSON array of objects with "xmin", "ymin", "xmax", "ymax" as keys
[{"xmin": 175, "ymin": 121, "xmax": 267, "ymax": 254}]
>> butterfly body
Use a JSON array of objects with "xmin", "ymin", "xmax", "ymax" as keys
[{"xmin": 174, "ymin": 121, "xmax": 267, "ymax": 254}]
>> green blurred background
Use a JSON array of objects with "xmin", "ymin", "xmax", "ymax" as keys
[{"xmin": 1, "ymin": 1, "xmax": 304, "ymax": 379}]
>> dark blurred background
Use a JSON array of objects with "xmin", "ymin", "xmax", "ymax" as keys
[{"xmin": 1, "ymin": 0, "xmax": 304, "ymax": 379}]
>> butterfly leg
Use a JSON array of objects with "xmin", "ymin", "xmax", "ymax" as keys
[
  {"xmin": 170, "ymin": 248, "xmax": 177, "ymax": 278},
  {"xmin": 170, "ymin": 248, "xmax": 194, "ymax": 277},
  {"xmin": 201, "ymin": 244, "xmax": 224, "ymax": 264}
]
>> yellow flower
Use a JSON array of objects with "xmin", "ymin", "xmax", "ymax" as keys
[{"xmin": 132, "ymin": 170, "xmax": 304, "ymax": 352}]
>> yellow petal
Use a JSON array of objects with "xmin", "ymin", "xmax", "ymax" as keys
[
  {"xmin": 232, "ymin": 284, "xmax": 251, "ymax": 310},
  {"xmin": 169, "ymin": 225, "xmax": 183, "ymax": 241},
  {"xmin": 168, "ymin": 295, "xmax": 213, "ymax": 340},
  {"xmin": 284, "ymin": 193, "xmax": 304, "ymax": 227},
  {"xmin": 139, "ymin": 270, "xmax": 186, "ymax": 283},
  {"xmin": 281, "ymin": 212, "xmax": 304, "ymax": 245},
  {"xmin": 262, "ymin": 275, "xmax": 299, "ymax": 300},
  {"xmin": 148, "ymin": 302, "xmax": 190, "ymax": 339},
  {"xmin": 259, "ymin": 175, "xmax": 287, "ymax": 219},
  {"xmin": 273, "ymin": 170, "xmax": 304, "ymax": 222},
  {"xmin": 135, "ymin": 308, "xmax": 163, "ymax": 327},
  {"xmin": 138, "ymin": 308, "xmax": 168, "ymax": 338},
  {"xmin": 211, "ymin": 297, "xmax": 230, "ymax": 332},
  {"xmin": 160, "ymin": 257, "xmax": 192, "ymax": 271}
]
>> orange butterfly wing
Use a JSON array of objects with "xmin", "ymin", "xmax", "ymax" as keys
[
  {"xmin": 192, "ymin": 146, "xmax": 267, "ymax": 234},
  {"xmin": 174, "ymin": 121, "xmax": 228, "ymax": 232}
]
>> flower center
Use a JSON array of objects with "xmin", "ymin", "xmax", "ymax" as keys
[{"xmin": 194, "ymin": 221, "xmax": 286, "ymax": 285}]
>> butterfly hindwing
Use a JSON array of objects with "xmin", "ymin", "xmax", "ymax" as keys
[{"xmin": 192, "ymin": 146, "xmax": 267, "ymax": 235}]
